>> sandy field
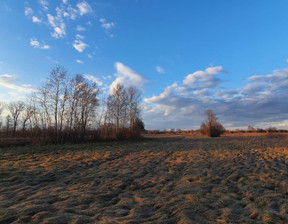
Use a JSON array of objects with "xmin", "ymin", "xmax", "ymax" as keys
[{"xmin": 1, "ymin": 135, "xmax": 288, "ymax": 223}]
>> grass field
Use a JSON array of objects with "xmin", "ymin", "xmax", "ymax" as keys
[{"xmin": 1, "ymin": 134, "xmax": 288, "ymax": 223}]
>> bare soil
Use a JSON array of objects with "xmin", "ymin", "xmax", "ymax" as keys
[{"xmin": 1, "ymin": 135, "xmax": 288, "ymax": 223}]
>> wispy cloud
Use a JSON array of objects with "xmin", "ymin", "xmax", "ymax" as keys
[
  {"xmin": 0, "ymin": 74, "xmax": 36, "ymax": 94},
  {"xmin": 76, "ymin": 25, "xmax": 86, "ymax": 31},
  {"xmin": 84, "ymin": 74, "xmax": 103, "ymax": 86},
  {"xmin": 47, "ymin": 13, "xmax": 66, "ymax": 39},
  {"xmin": 38, "ymin": 0, "xmax": 49, "ymax": 11},
  {"xmin": 99, "ymin": 18, "xmax": 115, "ymax": 30},
  {"xmin": 32, "ymin": 16, "xmax": 42, "ymax": 23},
  {"xmin": 76, "ymin": 59, "xmax": 84, "ymax": 64},
  {"xmin": 25, "ymin": 1, "xmax": 93, "ymax": 40},
  {"xmin": 73, "ymin": 35, "xmax": 88, "ymax": 53},
  {"xmin": 110, "ymin": 62, "xmax": 145, "ymax": 92},
  {"xmin": 30, "ymin": 38, "xmax": 50, "ymax": 49},
  {"xmin": 76, "ymin": 34, "xmax": 84, "ymax": 39},
  {"xmin": 156, "ymin": 66, "xmax": 165, "ymax": 74},
  {"xmin": 24, "ymin": 7, "xmax": 33, "ymax": 16},
  {"xmin": 77, "ymin": 1, "xmax": 92, "ymax": 16}
]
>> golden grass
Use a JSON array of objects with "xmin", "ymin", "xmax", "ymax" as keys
[{"xmin": 1, "ymin": 135, "xmax": 288, "ymax": 223}]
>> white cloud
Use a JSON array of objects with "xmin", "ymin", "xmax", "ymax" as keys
[
  {"xmin": 145, "ymin": 83, "xmax": 179, "ymax": 116},
  {"xmin": 30, "ymin": 38, "xmax": 50, "ymax": 49},
  {"xmin": 76, "ymin": 34, "xmax": 84, "ymax": 39},
  {"xmin": 180, "ymin": 66, "xmax": 225, "ymax": 91},
  {"xmin": 84, "ymin": 74, "xmax": 103, "ymax": 86},
  {"xmin": 25, "ymin": 7, "xmax": 33, "ymax": 16},
  {"xmin": 0, "ymin": 74, "xmax": 18, "ymax": 84},
  {"xmin": 72, "ymin": 34, "xmax": 88, "ymax": 52},
  {"xmin": 47, "ymin": 13, "xmax": 66, "ymax": 39},
  {"xmin": 47, "ymin": 14, "xmax": 56, "ymax": 27},
  {"xmin": 143, "ymin": 66, "xmax": 288, "ymax": 130},
  {"xmin": 66, "ymin": 5, "xmax": 78, "ymax": 20},
  {"xmin": 26, "ymin": 1, "xmax": 93, "ymax": 40},
  {"xmin": 32, "ymin": 16, "xmax": 42, "ymax": 23},
  {"xmin": 87, "ymin": 54, "xmax": 93, "ymax": 59},
  {"xmin": 73, "ymin": 39, "xmax": 88, "ymax": 53},
  {"xmin": 63, "ymin": 11, "xmax": 69, "ymax": 17},
  {"xmin": 100, "ymin": 18, "xmax": 115, "ymax": 30},
  {"xmin": 110, "ymin": 62, "xmax": 146, "ymax": 92},
  {"xmin": 77, "ymin": 1, "xmax": 92, "ymax": 16},
  {"xmin": 38, "ymin": 0, "xmax": 49, "ymax": 10},
  {"xmin": 0, "ymin": 74, "xmax": 36, "ymax": 94},
  {"xmin": 76, "ymin": 59, "xmax": 84, "ymax": 64},
  {"xmin": 243, "ymin": 68, "xmax": 288, "ymax": 95},
  {"xmin": 156, "ymin": 66, "xmax": 165, "ymax": 74},
  {"xmin": 77, "ymin": 25, "xmax": 86, "ymax": 31}
]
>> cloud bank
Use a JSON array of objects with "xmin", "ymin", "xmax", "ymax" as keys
[{"xmin": 143, "ymin": 66, "xmax": 288, "ymax": 130}]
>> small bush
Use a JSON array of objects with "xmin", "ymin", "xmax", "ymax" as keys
[{"xmin": 200, "ymin": 109, "xmax": 225, "ymax": 137}]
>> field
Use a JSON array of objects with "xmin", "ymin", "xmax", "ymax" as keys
[{"xmin": 1, "ymin": 134, "xmax": 288, "ymax": 223}]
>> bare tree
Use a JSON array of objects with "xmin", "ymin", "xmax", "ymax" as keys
[
  {"xmin": 7, "ymin": 101, "xmax": 25, "ymax": 135},
  {"xmin": 107, "ymin": 83, "xmax": 128, "ymax": 135},
  {"xmin": 5, "ymin": 115, "xmax": 12, "ymax": 134},
  {"xmin": 38, "ymin": 86, "xmax": 51, "ymax": 129},
  {"xmin": 0, "ymin": 102, "xmax": 4, "ymax": 116},
  {"xmin": 21, "ymin": 103, "xmax": 33, "ymax": 131},
  {"xmin": 127, "ymin": 87, "xmax": 141, "ymax": 130},
  {"xmin": 1, "ymin": 66, "xmax": 143, "ymax": 143},
  {"xmin": 75, "ymin": 75, "xmax": 100, "ymax": 139},
  {"xmin": 95, "ymin": 96, "xmax": 106, "ymax": 128},
  {"xmin": 27, "ymin": 94, "xmax": 40, "ymax": 129},
  {"xmin": 45, "ymin": 65, "xmax": 68, "ymax": 135},
  {"xmin": 200, "ymin": 109, "xmax": 224, "ymax": 137},
  {"xmin": 0, "ymin": 102, "xmax": 4, "ymax": 130}
]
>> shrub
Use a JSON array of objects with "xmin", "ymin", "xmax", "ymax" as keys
[{"xmin": 200, "ymin": 109, "xmax": 225, "ymax": 137}]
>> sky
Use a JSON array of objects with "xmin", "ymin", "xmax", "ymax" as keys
[{"xmin": 0, "ymin": 0, "xmax": 288, "ymax": 130}]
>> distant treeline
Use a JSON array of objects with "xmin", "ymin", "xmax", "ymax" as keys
[
  {"xmin": 0, "ymin": 65, "xmax": 144, "ymax": 145},
  {"xmin": 146, "ymin": 127, "xmax": 288, "ymax": 135}
]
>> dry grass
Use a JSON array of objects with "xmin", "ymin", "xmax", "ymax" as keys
[{"xmin": 1, "ymin": 135, "xmax": 288, "ymax": 223}]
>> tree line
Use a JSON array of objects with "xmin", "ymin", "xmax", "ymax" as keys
[{"xmin": 0, "ymin": 65, "xmax": 144, "ymax": 144}]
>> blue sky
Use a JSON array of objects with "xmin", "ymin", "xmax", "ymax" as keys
[{"xmin": 1, "ymin": 0, "xmax": 288, "ymax": 130}]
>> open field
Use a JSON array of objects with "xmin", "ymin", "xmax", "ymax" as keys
[{"xmin": 1, "ymin": 135, "xmax": 288, "ymax": 223}]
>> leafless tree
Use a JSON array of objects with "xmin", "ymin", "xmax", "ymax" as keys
[
  {"xmin": 72, "ymin": 75, "xmax": 100, "ymax": 140},
  {"xmin": 28, "ymin": 94, "xmax": 40, "ymax": 129},
  {"xmin": 45, "ymin": 65, "xmax": 68, "ymax": 135},
  {"xmin": 200, "ymin": 109, "xmax": 224, "ymax": 137},
  {"xmin": 107, "ymin": 83, "xmax": 128, "ymax": 135},
  {"xmin": 38, "ymin": 86, "xmax": 51, "ymax": 129},
  {"xmin": 127, "ymin": 87, "xmax": 141, "ymax": 130},
  {"xmin": 21, "ymin": 103, "xmax": 33, "ymax": 131},
  {"xmin": 5, "ymin": 115, "xmax": 12, "ymax": 134},
  {"xmin": 0, "ymin": 102, "xmax": 4, "ymax": 116},
  {"xmin": 0, "ymin": 102, "xmax": 4, "ymax": 130},
  {"xmin": 7, "ymin": 101, "xmax": 25, "ymax": 135},
  {"xmin": 2, "ymin": 66, "xmax": 142, "ymax": 143}
]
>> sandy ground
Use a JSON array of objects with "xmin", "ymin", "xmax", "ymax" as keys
[{"xmin": 1, "ymin": 135, "xmax": 288, "ymax": 223}]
